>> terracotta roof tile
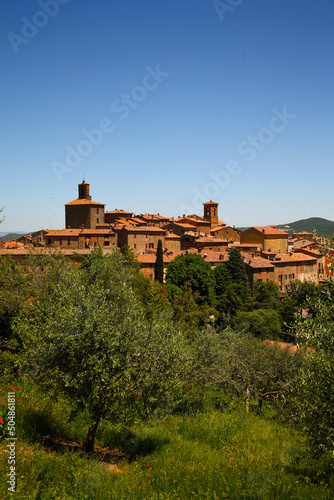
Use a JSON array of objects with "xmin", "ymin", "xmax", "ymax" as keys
[
  {"xmin": 252, "ymin": 226, "xmax": 289, "ymax": 236},
  {"xmin": 105, "ymin": 209, "xmax": 132, "ymax": 216},
  {"xmin": 65, "ymin": 199, "xmax": 105, "ymax": 206},
  {"xmin": 241, "ymin": 252, "xmax": 275, "ymax": 268},
  {"xmin": 122, "ymin": 225, "xmax": 166, "ymax": 233}
]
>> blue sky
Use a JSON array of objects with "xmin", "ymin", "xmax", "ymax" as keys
[{"xmin": 1, "ymin": 0, "xmax": 333, "ymax": 232}]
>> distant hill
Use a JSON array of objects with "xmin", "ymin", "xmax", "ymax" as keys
[
  {"xmin": 236, "ymin": 218, "xmax": 334, "ymax": 238},
  {"xmin": 277, "ymin": 218, "xmax": 334, "ymax": 237},
  {"xmin": 0, "ymin": 232, "xmax": 32, "ymax": 242}
]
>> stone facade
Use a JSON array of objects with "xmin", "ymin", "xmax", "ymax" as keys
[
  {"xmin": 65, "ymin": 181, "xmax": 105, "ymax": 229},
  {"xmin": 240, "ymin": 226, "xmax": 288, "ymax": 253}
]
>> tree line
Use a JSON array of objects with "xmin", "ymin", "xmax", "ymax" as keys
[{"xmin": 0, "ymin": 246, "xmax": 333, "ymax": 458}]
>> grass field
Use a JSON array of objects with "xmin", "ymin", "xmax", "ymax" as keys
[{"xmin": 1, "ymin": 380, "xmax": 333, "ymax": 499}]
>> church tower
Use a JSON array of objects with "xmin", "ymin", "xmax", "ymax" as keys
[
  {"xmin": 203, "ymin": 201, "xmax": 219, "ymax": 228},
  {"xmin": 65, "ymin": 180, "xmax": 105, "ymax": 229}
]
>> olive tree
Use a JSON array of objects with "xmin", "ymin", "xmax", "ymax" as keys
[
  {"xmin": 283, "ymin": 284, "xmax": 334, "ymax": 454},
  {"xmin": 15, "ymin": 250, "xmax": 189, "ymax": 453}
]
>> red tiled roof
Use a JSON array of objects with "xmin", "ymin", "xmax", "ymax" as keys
[
  {"xmin": 173, "ymin": 222, "xmax": 197, "ymax": 229},
  {"xmin": 252, "ymin": 227, "xmax": 289, "ymax": 236},
  {"xmin": 241, "ymin": 252, "xmax": 275, "ymax": 268},
  {"xmin": 229, "ymin": 243, "xmax": 260, "ymax": 249},
  {"xmin": 136, "ymin": 254, "xmax": 172, "ymax": 264},
  {"xmin": 45, "ymin": 229, "xmax": 115, "ymax": 236},
  {"xmin": 210, "ymin": 224, "xmax": 228, "ymax": 232},
  {"xmin": 196, "ymin": 237, "xmax": 227, "ymax": 244},
  {"xmin": 122, "ymin": 225, "xmax": 166, "ymax": 233},
  {"xmin": 186, "ymin": 248, "xmax": 228, "ymax": 263},
  {"xmin": 0, "ymin": 248, "xmax": 116, "ymax": 256},
  {"xmin": 165, "ymin": 232, "xmax": 181, "ymax": 239},
  {"xmin": 65, "ymin": 199, "xmax": 105, "ymax": 206},
  {"xmin": 105, "ymin": 209, "xmax": 132, "ymax": 215},
  {"xmin": 270, "ymin": 252, "xmax": 318, "ymax": 263}
]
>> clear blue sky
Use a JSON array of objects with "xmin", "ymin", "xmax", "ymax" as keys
[{"xmin": 1, "ymin": 0, "xmax": 333, "ymax": 232}]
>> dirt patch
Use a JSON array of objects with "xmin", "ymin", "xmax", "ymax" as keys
[{"xmin": 40, "ymin": 435, "xmax": 127, "ymax": 465}]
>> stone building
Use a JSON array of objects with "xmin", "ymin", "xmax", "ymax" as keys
[
  {"xmin": 65, "ymin": 181, "xmax": 105, "ymax": 230},
  {"xmin": 117, "ymin": 225, "xmax": 166, "ymax": 254},
  {"xmin": 45, "ymin": 227, "xmax": 116, "ymax": 250},
  {"xmin": 240, "ymin": 226, "xmax": 289, "ymax": 254}
]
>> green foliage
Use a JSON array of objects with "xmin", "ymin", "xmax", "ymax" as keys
[
  {"xmin": 1, "ymin": 401, "xmax": 332, "ymax": 499},
  {"xmin": 121, "ymin": 244, "xmax": 141, "ymax": 271},
  {"xmin": 166, "ymin": 252, "xmax": 216, "ymax": 306},
  {"xmin": 14, "ymin": 250, "xmax": 189, "ymax": 452},
  {"xmin": 132, "ymin": 271, "xmax": 170, "ymax": 318},
  {"xmin": 281, "ymin": 280, "xmax": 319, "ymax": 331},
  {"xmin": 234, "ymin": 309, "xmax": 282, "ymax": 339},
  {"xmin": 154, "ymin": 239, "xmax": 164, "ymax": 283},
  {"xmin": 253, "ymin": 280, "xmax": 281, "ymax": 310},
  {"xmin": 165, "ymin": 283, "xmax": 217, "ymax": 338},
  {"xmin": 191, "ymin": 329, "xmax": 299, "ymax": 414},
  {"xmin": 0, "ymin": 257, "xmax": 27, "ymax": 341},
  {"xmin": 213, "ymin": 263, "xmax": 231, "ymax": 295},
  {"xmin": 282, "ymin": 284, "xmax": 334, "ymax": 454},
  {"xmin": 226, "ymin": 247, "xmax": 249, "ymax": 287},
  {"xmin": 214, "ymin": 250, "xmax": 251, "ymax": 324}
]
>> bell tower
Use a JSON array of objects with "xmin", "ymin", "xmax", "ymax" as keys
[
  {"xmin": 203, "ymin": 201, "xmax": 219, "ymax": 228},
  {"xmin": 78, "ymin": 180, "xmax": 91, "ymax": 200}
]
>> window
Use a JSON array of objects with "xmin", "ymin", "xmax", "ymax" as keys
[
  {"xmin": 68, "ymin": 238, "xmax": 70, "ymax": 246},
  {"xmin": 59, "ymin": 239, "xmax": 62, "ymax": 246},
  {"xmin": 149, "ymin": 274, "xmax": 153, "ymax": 280},
  {"xmin": 149, "ymin": 243, "xmax": 154, "ymax": 249},
  {"xmin": 104, "ymin": 241, "xmax": 110, "ymax": 246},
  {"xmin": 171, "ymin": 242, "xmax": 173, "ymax": 248},
  {"xmin": 134, "ymin": 243, "xmax": 137, "ymax": 249},
  {"xmin": 149, "ymin": 263, "xmax": 154, "ymax": 268},
  {"xmin": 206, "ymin": 208, "xmax": 209, "ymax": 216},
  {"xmin": 96, "ymin": 207, "xmax": 99, "ymax": 214},
  {"xmin": 213, "ymin": 208, "xmax": 216, "ymax": 216},
  {"xmin": 97, "ymin": 218, "xmax": 99, "ymax": 223},
  {"xmin": 134, "ymin": 234, "xmax": 136, "ymax": 239}
]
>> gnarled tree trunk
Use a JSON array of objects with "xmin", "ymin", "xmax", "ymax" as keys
[{"xmin": 85, "ymin": 420, "xmax": 100, "ymax": 453}]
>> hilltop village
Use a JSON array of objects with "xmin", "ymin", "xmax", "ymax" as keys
[{"xmin": 0, "ymin": 180, "xmax": 330, "ymax": 290}]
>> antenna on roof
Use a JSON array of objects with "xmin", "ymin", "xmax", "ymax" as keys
[{"xmin": 83, "ymin": 172, "xmax": 85, "ymax": 183}]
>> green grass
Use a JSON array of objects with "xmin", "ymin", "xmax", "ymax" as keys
[{"xmin": 1, "ymin": 379, "xmax": 333, "ymax": 499}]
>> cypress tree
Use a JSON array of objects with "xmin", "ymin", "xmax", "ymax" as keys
[
  {"xmin": 155, "ymin": 239, "xmax": 164, "ymax": 283},
  {"xmin": 227, "ymin": 247, "xmax": 249, "ymax": 286}
]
